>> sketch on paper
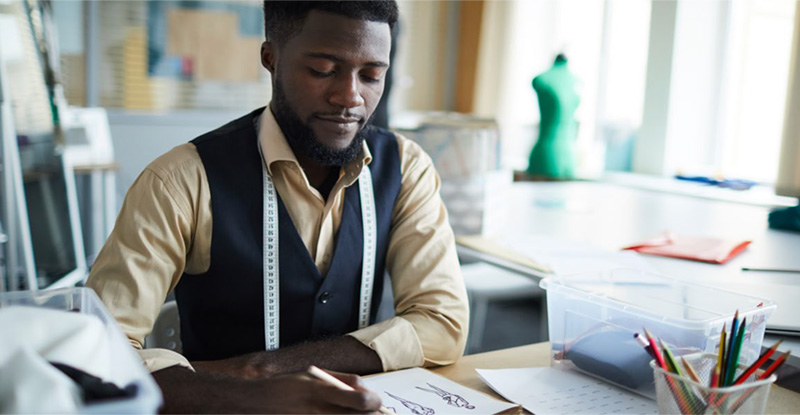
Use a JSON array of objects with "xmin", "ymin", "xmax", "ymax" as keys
[
  {"xmin": 364, "ymin": 367, "xmax": 517, "ymax": 415},
  {"xmin": 415, "ymin": 383, "xmax": 475, "ymax": 409},
  {"xmin": 385, "ymin": 392, "xmax": 435, "ymax": 415}
]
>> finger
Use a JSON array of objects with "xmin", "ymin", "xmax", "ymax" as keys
[
  {"xmin": 314, "ymin": 382, "xmax": 382, "ymax": 412},
  {"xmin": 323, "ymin": 369, "xmax": 364, "ymax": 389}
]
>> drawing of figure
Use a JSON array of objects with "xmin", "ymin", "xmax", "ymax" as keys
[
  {"xmin": 415, "ymin": 383, "xmax": 476, "ymax": 409},
  {"xmin": 385, "ymin": 392, "xmax": 435, "ymax": 415}
]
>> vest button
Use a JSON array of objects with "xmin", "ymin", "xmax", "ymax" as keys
[{"xmin": 319, "ymin": 292, "xmax": 330, "ymax": 304}]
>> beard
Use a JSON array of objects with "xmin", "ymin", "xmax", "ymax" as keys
[{"xmin": 270, "ymin": 79, "xmax": 373, "ymax": 167}]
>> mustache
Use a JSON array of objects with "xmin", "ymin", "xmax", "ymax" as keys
[{"xmin": 313, "ymin": 111, "xmax": 366, "ymax": 121}]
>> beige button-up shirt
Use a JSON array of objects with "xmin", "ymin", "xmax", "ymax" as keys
[{"xmin": 86, "ymin": 108, "xmax": 469, "ymax": 373}]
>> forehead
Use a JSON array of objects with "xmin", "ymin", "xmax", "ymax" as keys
[{"xmin": 286, "ymin": 10, "xmax": 392, "ymax": 62}]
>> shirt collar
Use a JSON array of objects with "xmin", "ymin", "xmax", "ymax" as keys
[{"xmin": 257, "ymin": 105, "xmax": 372, "ymax": 177}]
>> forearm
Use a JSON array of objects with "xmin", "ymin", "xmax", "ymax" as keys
[
  {"xmin": 152, "ymin": 364, "xmax": 382, "ymax": 414},
  {"xmin": 153, "ymin": 366, "xmax": 237, "ymax": 414},
  {"xmin": 191, "ymin": 335, "xmax": 382, "ymax": 379}
]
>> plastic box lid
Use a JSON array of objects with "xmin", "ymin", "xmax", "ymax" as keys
[{"xmin": 539, "ymin": 268, "xmax": 776, "ymax": 330}]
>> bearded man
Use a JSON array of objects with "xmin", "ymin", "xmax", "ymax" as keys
[{"xmin": 86, "ymin": 1, "xmax": 468, "ymax": 412}]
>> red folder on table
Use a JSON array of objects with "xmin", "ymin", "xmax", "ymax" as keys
[{"xmin": 622, "ymin": 232, "xmax": 751, "ymax": 264}]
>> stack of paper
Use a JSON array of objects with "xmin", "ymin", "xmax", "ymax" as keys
[{"xmin": 477, "ymin": 367, "xmax": 657, "ymax": 415}]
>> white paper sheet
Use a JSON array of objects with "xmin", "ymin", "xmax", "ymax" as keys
[
  {"xmin": 477, "ymin": 367, "xmax": 657, "ymax": 415},
  {"xmin": 498, "ymin": 235, "xmax": 657, "ymax": 276},
  {"xmin": 364, "ymin": 367, "xmax": 518, "ymax": 415}
]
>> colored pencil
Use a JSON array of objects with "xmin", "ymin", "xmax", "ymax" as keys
[
  {"xmin": 726, "ymin": 351, "xmax": 790, "ymax": 414},
  {"xmin": 681, "ymin": 356, "xmax": 701, "ymax": 383},
  {"xmin": 643, "ymin": 328, "xmax": 668, "ymax": 370},
  {"xmin": 725, "ymin": 317, "xmax": 746, "ymax": 386},
  {"xmin": 725, "ymin": 310, "xmax": 739, "ymax": 383},
  {"xmin": 718, "ymin": 325, "xmax": 727, "ymax": 385},
  {"xmin": 659, "ymin": 338, "xmax": 683, "ymax": 375},
  {"xmin": 732, "ymin": 340, "xmax": 782, "ymax": 386},
  {"xmin": 759, "ymin": 350, "xmax": 791, "ymax": 380},
  {"xmin": 710, "ymin": 365, "xmax": 720, "ymax": 388}
]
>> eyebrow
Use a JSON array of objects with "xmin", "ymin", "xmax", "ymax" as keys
[{"xmin": 304, "ymin": 52, "xmax": 389, "ymax": 68}]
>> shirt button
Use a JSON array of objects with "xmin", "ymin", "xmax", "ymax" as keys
[{"xmin": 319, "ymin": 292, "xmax": 330, "ymax": 304}]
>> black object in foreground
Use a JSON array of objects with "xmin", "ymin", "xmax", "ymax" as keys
[{"xmin": 50, "ymin": 362, "xmax": 138, "ymax": 403}]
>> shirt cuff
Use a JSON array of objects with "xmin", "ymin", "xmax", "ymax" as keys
[
  {"xmin": 348, "ymin": 317, "xmax": 425, "ymax": 371},
  {"xmin": 136, "ymin": 348, "xmax": 194, "ymax": 373}
]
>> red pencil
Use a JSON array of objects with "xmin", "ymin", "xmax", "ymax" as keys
[
  {"xmin": 732, "ymin": 341, "xmax": 782, "ymax": 386},
  {"xmin": 643, "ymin": 327, "xmax": 668, "ymax": 370},
  {"xmin": 759, "ymin": 350, "xmax": 791, "ymax": 380},
  {"xmin": 710, "ymin": 365, "xmax": 720, "ymax": 388}
]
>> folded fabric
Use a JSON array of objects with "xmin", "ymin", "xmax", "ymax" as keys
[
  {"xmin": 0, "ymin": 307, "xmax": 111, "ymax": 379},
  {"xmin": 0, "ymin": 347, "xmax": 81, "ymax": 414},
  {"xmin": 622, "ymin": 232, "xmax": 751, "ymax": 264},
  {"xmin": 0, "ymin": 307, "xmax": 115, "ymax": 413},
  {"xmin": 768, "ymin": 204, "xmax": 800, "ymax": 232}
]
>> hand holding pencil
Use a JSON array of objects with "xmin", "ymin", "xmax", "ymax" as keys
[{"xmin": 308, "ymin": 365, "xmax": 394, "ymax": 415}]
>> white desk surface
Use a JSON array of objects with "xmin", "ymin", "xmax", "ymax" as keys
[{"xmin": 476, "ymin": 180, "xmax": 800, "ymax": 340}]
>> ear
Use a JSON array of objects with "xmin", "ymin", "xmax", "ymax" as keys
[{"xmin": 261, "ymin": 41, "xmax": 276, "ymax": 74}]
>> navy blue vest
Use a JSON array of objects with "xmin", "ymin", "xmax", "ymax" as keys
[{"xmin": 175, "ymin": 107, "xmax": 401, "ymax": 361}]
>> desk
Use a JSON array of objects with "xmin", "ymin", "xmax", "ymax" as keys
[
  {"xmin": 432, "ymin": 342, "xmax": 800, "ymax": 414},
  {"xmin": 462, "ymin": 180, "xmax": 800, "ymax": 338}
]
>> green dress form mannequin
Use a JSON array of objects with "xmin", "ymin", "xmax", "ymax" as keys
[{"xmin": 526, "ymin": 54, "xmax": 580, "ymax": 179}]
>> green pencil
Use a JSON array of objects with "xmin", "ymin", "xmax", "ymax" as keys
[
  {"xmin": 659, "ymin": 338, "xmax": 683, "ymax": 376},
  {"xmin": 725, "ymin": 317, "xmax": 747, "ymax": 386}
]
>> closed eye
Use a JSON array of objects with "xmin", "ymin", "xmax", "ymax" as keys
[
  {"xmin": 361, "ymin": 75, "xmax": 381, "ymax": 84},
  {"xmin": 309, "ymin": 68, "xmax": 334, "ymax": 78}
]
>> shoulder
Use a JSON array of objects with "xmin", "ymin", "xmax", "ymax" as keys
[
  {"xmin": 145, "ymin": 143, "xmax": 204, "ymax": 182},
  {"xmin": 142, "ymin": 144, "xmax": 207, "ymax": 208},
  {"xmin": 394, "ymin": 132, "xmax": 435, "ymax": 177}
]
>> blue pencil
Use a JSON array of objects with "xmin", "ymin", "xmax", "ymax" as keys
[{"xmin": 724, "ymin": 310, "xmax": 740, "ymax": 386}]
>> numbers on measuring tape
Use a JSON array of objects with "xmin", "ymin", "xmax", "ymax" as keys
[{"xmin": 257, "ymin": 138, "xmax": 376, "ymax": 349}]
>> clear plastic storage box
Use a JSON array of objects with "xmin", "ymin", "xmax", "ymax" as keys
[
  {"xmin": 0, "ymin": 287, "xmax": 162, "ymax": 414},
  {"xmin": 539, "ymin": 269, "xmax": 776, "ymax": 399}
]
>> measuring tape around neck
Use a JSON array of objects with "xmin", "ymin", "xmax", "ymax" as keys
[{"xmin": 258, "ymin": 140, "xmax": 377, "ymax": 350}]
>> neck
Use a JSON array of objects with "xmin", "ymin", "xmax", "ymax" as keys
[{"xmin": 296, "ymin": 153, "xmax": 339, "ymax": 196}]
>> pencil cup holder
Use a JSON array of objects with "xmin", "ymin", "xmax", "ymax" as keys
[{"xmin": 651, "ymin": 353, "xmax": 776, "ymax": 415}]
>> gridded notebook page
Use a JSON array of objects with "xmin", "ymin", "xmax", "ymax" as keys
[{"xmin": 477, "ymin": 367, "xmax": 657, "ymax": 415}]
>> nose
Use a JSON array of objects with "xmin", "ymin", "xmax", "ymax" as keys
[{"xmin": 328, "ymin": 73, "xmax": 365, "ymax": 109}]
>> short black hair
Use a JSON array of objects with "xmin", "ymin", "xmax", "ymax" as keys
[{"xmin": 263, "ymin": 1, "xmax": 398, "ymax": 45}]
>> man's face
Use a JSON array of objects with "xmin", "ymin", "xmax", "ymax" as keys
[{"xmin": 262, "ymin": 10, "xmax": 391, "ymax": 166}]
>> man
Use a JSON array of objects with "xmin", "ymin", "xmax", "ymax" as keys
[{"xmin": 87, "ymin": 1, "xmax": 468, "ymax": 412}]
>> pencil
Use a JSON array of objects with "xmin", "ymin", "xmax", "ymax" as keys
[
  {"xmin": 725, "ymin": 317, "xmax": 747, "ymax": 386},
  {"xmin": 732, "ymin": 340, "xmax": 782, "ymax": 386},
  {"xmin": 758, "ymin": 350, "xmax": 791, "ymax": 380},
  {"xmin": 307, "ymin": 365, "xmax": 394, "ymax": 415},
  {"xmin": 658, "ymin": 338, "xmax": 702, "ymax": 413},
  {"xmin": 710, "ymin": 365, "xmax": 720, "ymax": 388},
  {"xmin": 681, "ymin": 357, "xmax": 701, "ymax": 383},
  {"xmin": 643, "ymin": 328, "xmax": 668, "ymax": 370},
  {"xmin": 659, "ymin": 338, "xmax": 683, "ymax": 376},
  {"xmin": 726, "ymin": 350, "xmax": 790, "ymax": 414},
  {"xmin": 718, "ymin": 325, "xmax": 727, "ymax": 385},
  {"xmin": 725, "ymin": 311, "xmax": 740, "ymax": 383}
]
